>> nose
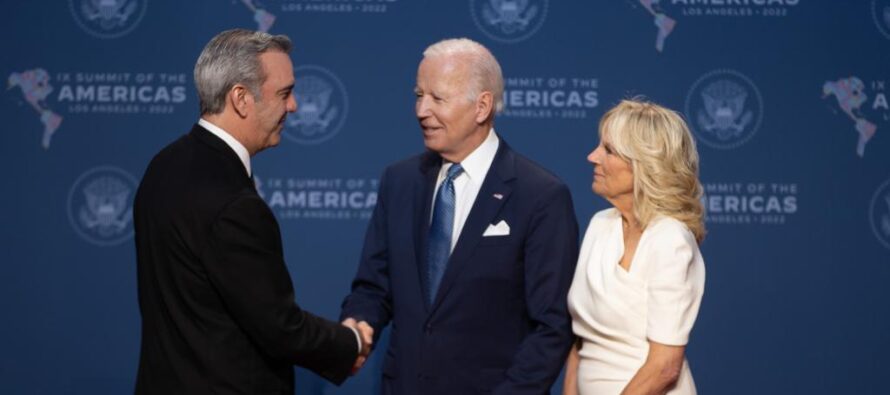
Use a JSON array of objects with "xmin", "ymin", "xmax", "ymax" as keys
[
  {"xmin": 588, "ymin": 146, "xmax": 602, "ymax": 164},
  {"xmin": 287, "ymin": 92, "xmax": 297, "ymax": 113},
  {"xmin": 415, "ymin": 95, "xmax": 430, "ymax": 118}
]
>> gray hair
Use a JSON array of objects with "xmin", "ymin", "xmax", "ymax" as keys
[
  {"xmin": 423, "ymin": 38, "xmax": 504, "ymax": 114},
  {"xmin": 194, "ymin": 29, "xmax": 292, "ymax": 115}
]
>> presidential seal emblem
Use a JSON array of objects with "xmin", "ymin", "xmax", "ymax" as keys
[
  {"xmin": 67, "ymin": 166, "xmax": 137, "ymax": 246},
  {"xmin": 872, "ymin": 0, "xmax": 890, "ymax": 40},
  {"xmin": 685, "ymin": 69, "xmax": 763, "ymax": 150},
  {"xmin": 284, "ymin": 65, "xmax": 348, "ymax": 145},
  {"xmin": 69, "ymin": 0, "xmax": 148, "ymax": 39},
  {"xmin": 470, "ymin": 0, "xmax": 548, "ymax": 44},
  {"xmin": 870, "ymin": 178, "xmax": 890, "ymax": 251}
]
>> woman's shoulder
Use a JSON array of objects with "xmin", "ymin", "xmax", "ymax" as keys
[
  {"xmin": 645, "ymin": 215, "xmax": 697, "ymax": 247},
  {"xmin": 592, "ymin": 207, "xmax": 620, "ymax": 222},
  {"xmin": 580, "ymin": 208, "xmax": 619, "ymax": 239}
]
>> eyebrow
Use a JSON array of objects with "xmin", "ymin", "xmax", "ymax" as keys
[{"xmin": 277, "ymin": 84, "xmax": 294, "ymax": 94}]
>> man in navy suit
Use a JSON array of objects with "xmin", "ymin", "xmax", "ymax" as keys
[{"xmin": 341, "ymin": 38, "xmax": 579, "ymax": 394}]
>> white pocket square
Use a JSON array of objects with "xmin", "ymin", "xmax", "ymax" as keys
[{"xmin": 482, "ymin": 220, "xmax": 510, "ymax": 237}]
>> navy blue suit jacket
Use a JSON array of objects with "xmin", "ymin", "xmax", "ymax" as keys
[{"xmin": 342, "ymin": 141, "xmax": 579, "ymax": 395}]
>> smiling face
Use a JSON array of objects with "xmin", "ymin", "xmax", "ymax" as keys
[
  {"xmin": 249, "ymin": 50, "xmax": 296, "ymax": 153},
  {"xmin": 587, "ymin": 130, "xmax": 634, "ymax": 204},
  {"xmin": 414, "ymin": 55, "xmax": 489, "ymax": 163}
]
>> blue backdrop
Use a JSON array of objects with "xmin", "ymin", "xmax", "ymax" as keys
[{"xmin": 2, "ymin": 1, "xmax": 889, "ymax": 394}]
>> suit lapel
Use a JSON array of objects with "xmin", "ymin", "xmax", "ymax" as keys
[
  {"xmin": 430, "ymin": 143, "xmax": 516, "ymax": 312},
  {"xmin": 414, "ymin": 151, "xmax": 441, "ymax": 312}
]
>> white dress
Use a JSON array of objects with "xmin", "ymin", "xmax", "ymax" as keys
[{"xmin": 567, "ymin": 209, "xmax": 705, "ymax": 394}]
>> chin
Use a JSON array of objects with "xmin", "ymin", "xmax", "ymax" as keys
[
  {"xmin": 592, "ymin": 184, "xmax": 605, "ymax": 196},
  {"xmin": 423, "ymin": 138, "xmax": 443, "ymax": 153}
]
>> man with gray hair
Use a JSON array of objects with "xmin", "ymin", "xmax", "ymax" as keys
[
  {"xmin": 134, "ymin": 29, "xmax": 368, "ymax": 394},
  {"xmin": 341, "ymin": 38, "xmax": 578, "ymax": 394}
]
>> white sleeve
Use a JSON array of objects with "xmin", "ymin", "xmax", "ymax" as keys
[
  {"xmin": 644, "ymin": 221, "xmax": 705, "ymax": 346},
  {"xmin": 349, "ymin": 326, "xmax": 362, "ymax": 354}
]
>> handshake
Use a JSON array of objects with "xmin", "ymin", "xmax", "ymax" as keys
[{"xmin": 342, "ymin": 317, "xmax": 374, "ymax": 374}]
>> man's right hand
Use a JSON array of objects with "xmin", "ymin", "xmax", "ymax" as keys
[{"xmin": 342, "ymin": 317, "xmax": 374, "ymax": 374}]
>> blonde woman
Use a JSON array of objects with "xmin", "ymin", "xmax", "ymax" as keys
[{"xmin": 563, "ymin": 99, "xmax": 706, "ymax": 395}]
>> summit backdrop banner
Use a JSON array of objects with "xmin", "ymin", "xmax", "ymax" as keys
[{"xmin": 2, "ymin": 1, "xmax": 889, "ymax": 394}]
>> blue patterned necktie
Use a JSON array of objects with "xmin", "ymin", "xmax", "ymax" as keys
[{"xmin": 427, "ymin": 163, "xmax": 463, "ymax": 305}]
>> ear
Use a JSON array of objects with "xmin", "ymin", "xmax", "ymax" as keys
[
  {"xmin": 474, "ymin": 91, "xmax": 494, "ymax": 124},
  {"xmin": 230, "ymin": 84, "xmax": 252, "ymax": 119}
]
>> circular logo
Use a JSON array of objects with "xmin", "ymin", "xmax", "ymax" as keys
[
  {"xmin": 869, "ymin": 178, "xmax": 890, "ymax": 251},
  {"xmin": 67, "ymin": 166, "xmax": 137, "ymax": 246},
  {"xmin": 470, "ymin": 0, "xmax": 549, "ymax": 44},
  {"xmin": 284, "ymin": 65, "xmax": 349, "ymax": 145},
  {"xmin": 872, "ymin": 0, "xmax": 890, "ymax": 40},
  {"xmin": 69, "ymin": 0, "xmax": 148, "ymax": 39},
  {"xmin": 684, "ymin": 69, "xmax": 763, "ymax": 150}
]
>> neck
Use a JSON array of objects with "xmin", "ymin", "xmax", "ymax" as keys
[
  {"xmin": 203, "ymin": 112, "xmax": 257, "ymax": 156},
  {"xmin": 611, "ymin": 195, "xmax": 640, "ymax": 232},
  {"xmin": 442, "ymin": 123, "xmax": 492, "ymax": 163}
]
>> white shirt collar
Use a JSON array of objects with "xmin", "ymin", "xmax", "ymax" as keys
[
  {"xmin": 442, "ymin": 128, "xmax": 499, "ymax": 183},
  {"xmin": 198, "ymin": 118, "xmax": 252, "ymax": 177}
]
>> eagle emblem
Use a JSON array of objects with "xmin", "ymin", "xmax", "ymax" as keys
[
  {"xmin": 80, "ymin": 0, "xmax": 139, "ymax": 31},
  {"xmin": 482, "ymin": 0, "xmax": 538, "ymax": 34},
  {"xmin": 697, "ymin": 79, "xmax": 753, "ymax": 141},
  {"xmin": 78, "ymin": 176, "xmax": 132, "ymax": 237}
]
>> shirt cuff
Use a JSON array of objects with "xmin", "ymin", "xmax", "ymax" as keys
[{"xmin": 348, "ymin": 325, "xmax": 362, "ymax": 354}]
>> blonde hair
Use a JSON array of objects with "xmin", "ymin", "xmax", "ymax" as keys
[{"xmin": 599, "ymin": 99, "xmax": 706, "ymax": 243}]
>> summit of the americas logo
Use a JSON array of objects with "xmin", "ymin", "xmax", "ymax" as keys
[
  {"xmin": 635, "ymin": 0, "xmax": 677, "ymax": 53},
  {"xmin": 470, "ymin": 0, "xmax": 548, "ymax": 44},
  {"xmin": 628, "ymin": 0, "xmax": 801, "ymax": 53},
  {"xmin": 7, "ymin": 69, "xmax": 63, "ymax": 149},
  {"xmin": 69, "ymin": 0, "xmax": 148, "ymax": 39},
  {"xmin": 822, "ymin": 76, "xmax": 889, "ymax": 157},
  {"xmin": 67, "ymin": 166, "xmax": 137, "ymax": 246},
  {"xmin": 236, "ymin": 0, "xmax": 276, "ymax": 32},
  {"xmin": 258, "ymin": 176, "xmax": 378, "ymax": 221},
  {"xmin": 284, "ymin": 65, "xmax": 348, "ymax": 145},
  {"xmin": 684, "ymin": 69, "xmax": 763, "ymax": 150},
  {"xmin": 870, "ymin": 178, "xmax": 890, "ymax": 251},
  {"xmin": 276, "ymin": 0, "xmax": 400, "ymax": 14},
  {"xmin": 7, "ymin": 68, "xmax": 188, "ymax": 149}
]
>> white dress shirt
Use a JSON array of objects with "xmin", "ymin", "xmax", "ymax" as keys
[
  {"xmin": 432, "ymin": 128, "xmax": 500, "ymax": 251},
  {"xmin": 198, "ymin": 118, "xmax": 252, "ymax": 177}
]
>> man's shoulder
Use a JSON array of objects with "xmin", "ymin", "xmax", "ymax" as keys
[
  {"xmin": 146, "ymin": 129, "xmax": 203, "ymax": 167},
  {"xmin": 139, "ymin": 133, "xmax": 191, "ymax": 184},
  {"xmin": 506, "ymin": 148, "xmax": 567, "ymax": 192},
  {"xmin": 382, "ymin": 150, "xmax": 437, "ymax": 178},
  {"xmin": 139, "ymin": 129, "xmax": 245, "ymax": 200}
]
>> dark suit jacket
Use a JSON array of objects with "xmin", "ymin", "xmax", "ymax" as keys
[
  {"xmin": 134, "ymin": 124, "xmax": 357, "ymax": 394},
  {"xmin": 342, "ymin": 140, "xmax": 579, "ymax": 395}
]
